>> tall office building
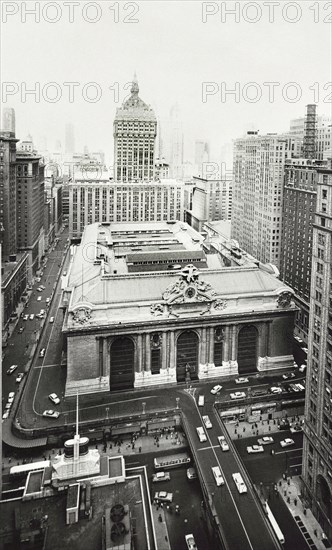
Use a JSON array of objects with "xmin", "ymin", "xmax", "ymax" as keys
[
  {"xmin": 290, "ymin": 113, "xmax": 331, "ymax": 160},
  {"xmin": 2, "ymin": 107, "xmax": 16, "ymax": 133},
  {"xmin": 114, "ymin": 75, "xmax": 157, "ymax": 182},
  {"xmin": 168, "ymin": 104, "xmax": 184, "ymax": 180},
  {"xmin": 16, "ymin": 150, "xmax": 45, "ymax": 276},
  {"xmin": 189, "ymin": 176, "xmax": 232, "ymax": 232},
  {"xmin": 69, "ymin": 179, "xmax": 185, "ymax": 238},
  {"xmin": 231, "ymin": 131, "xmax": 302, "ymax": 269},
  {"xmin": 65, "ymin": 123, "xmax": 75, "ymax": 156},
  {"xmin": 0, "ymin": 130, "xmax": 18, "ymax": 260},
  {"xmin": 194, "ymin": 140, "xmax": 210, "ymax": 176},
  {"xmin": 302, "ymin": 161, "xmax": 332, "ymax": 540}
]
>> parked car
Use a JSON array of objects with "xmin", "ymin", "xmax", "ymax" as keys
[
  {"xmin": 49, "ymin": 393, "xmax": 60, "ymax": 405},
  {"xmin": 39, "ymin": 348, "xmax": 46, "ymax": 357},
  {"xmin": 198, "ymin": 395, "xmax": 204, "ymax": 406},
  {"xmin": 235, "ymin": 377, "xmax": 249, "ymax": 384},
  {"xmin": 230, "ymin": 392, "xmax": 246, "ymax": 400},
  {"xmin": 43, "ymin": 410, "xmax": 60, "ymax": 419},
  {"xmin": 186, "ymin": 467, "xmax": 197, "ymax": 480},
  {"xmin": 202, "ymin": 415, "xmax": 212, "ymax": 429},
  {"xmin": 299, "ymin": 364, "xmax": 307, "ymax": 373},
  {"xmin": 2, "ymin": 410, "xmax": 10, "ymax": 419},
  {"xmin": 247, "ymin": 445, "xmax": 264, "ymax": 454},
  {"xmin": 49, "ymin": 317, "xmax": 55, "ymax": 324},
  {"xmin": 23, "ymin": 314, "xmax": 29, "ymax": 321},
  {"xmin": 37, "ymin": 296, "xmax": 42, "ymax": 301},
  {"xmin": 211, "ymin": 384, "xmax": 222, "ymax": 395},
  {"xmin": 45, "ymin": 297, "xmax": 50, "ymax": 304},
  {"xmin": 257, "ymin": 436, "xmax": 274, "ymax": 445},
  {"xmin": 16, "ymin": 372, "xmax": 24, "ymax": 383},
  {"xmin": 7, "ymin": 364, "xmax": 18, "ymax": 375},
  {"xmin": 152, "ymin": 471, "xmax": 171, "ymax": 482},
  {"xmin": 36, "ymin": 287, "xmax": 43, "ymax": 292},
  {"xmin": 280, "ymin": 438, "xmax": 295, "ymax": 448},
  {"xmin": 35, "ymin": 277, "xmax": 41, "ymax": 282},
  {"xmin": 29, "ymin": 314, "xmax": 34, "ymax": 320},
  {"xmin": 290, "ymin": 424, "xmax": 303, "ymax": 433},
  {"xmin": 154, "ymin": 491, "xmax": 173, "ymax": 503},
  {"xmin": 40, "ymin": 285, "xmax": 46, "ymax": 290},
  {"xmin": 8, "ymin": 392, "xmax": 15, "ymax": 403},
  {"xmin": 218, "ymin": 435, "xmax": 229, "ymax": 452},
  {"xmin": 270, "ymin": 386, "xmax": 282, "ymax": 394},
  {"xmin": 211, "ymin": 466, "xmax": 224, "ymax": 486}
]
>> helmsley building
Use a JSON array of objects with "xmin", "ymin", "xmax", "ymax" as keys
[{"xmin": 61, "ymin": 221, "xmax": 297, "ymax": 396}]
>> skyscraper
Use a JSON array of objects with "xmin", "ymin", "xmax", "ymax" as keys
[
  {"xmin": 2, "ymin": 107, "xmax": 16, "ymax": 134},
  {"xmin": 194, "ymin": 140, "xmax": 210, "ymax": 176},
  {"xmin": 168, "ymin": 103, "xmax": 184, "ymax": 179},
  {"xmin": 231, "ymin": 131, "xmax": 302, "ymax": 269},
  {"xmin": 113, "ymin": 74, "xmax": 157, "ymax": 182},
  {"xmin": 302, "ymin": 161, "xmax": 332, "ymax": 540},
  {"xmin": 0, "ymin": 130, "xmax": 18, "ymax": 259}
]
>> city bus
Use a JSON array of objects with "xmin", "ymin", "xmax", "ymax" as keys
[
  {"xmin": 10, "ymin": 460, "xmax": 51, "ymax": 478},
  {"xmin": 154, "ymin": 453, "xmax": 191, "ymax": 470},
  {"xmin": 265, "ymin": 501, "xmax": 285, "ymax": 544}
]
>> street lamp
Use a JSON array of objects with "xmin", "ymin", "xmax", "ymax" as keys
[
  {"xmin": 142, "ymin": 402, "xmax": 146, "ymax": 415},
  {"xmin": 176, "ymin": 397, "xmax": 180, "ymax": 409}
]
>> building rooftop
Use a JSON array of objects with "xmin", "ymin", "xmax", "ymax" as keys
[{"xmin": 63, "ymin": 221, "xmax": 294, "ymax": 330}]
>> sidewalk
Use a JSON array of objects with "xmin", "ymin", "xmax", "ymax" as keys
[
  {"xmin": 226, "ymin": 414, "xmax": 302, "ymax": 440},
  {"xmin": 278, "ymin": 476, "xmax": 330, "ymax": 550}
]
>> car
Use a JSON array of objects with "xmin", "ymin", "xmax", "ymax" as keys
[
  {"xmin": 232, "ymin": 472, "xmax": 247, "ymax": 494},
  {"xmin": 7, "ymin": 364, "xmax": 18, "ymax": 375},
  {"xmin": 185, "ymin": 533, "xmax": 197, "ymax": 550},
  {"xmin": 16, "ymin": 372, "xmax": 24, "ymax": 383},
  {"xmin": 49, "ymin": 317, "xmax": 55, "ymax": 323},
  {"xmin": 152, "ymin": 471, "xmax": 171, "ymax": 482},
  {"xmin": 35, "ymin": 277, "xmax": 41, "ymax": 282},
  {"xmin": 290, "ymin": 424, "xmax": 303, "ymax": 433},
  {"xmin": 303, "ymin": 348, "xmax": 308, "ymax": 354},
  {"xmin": 39, "ymin": 348, "xmax": 46, "ymax": 357},
  {"xmin": 230, "ymin": 391, "xmax": 246, "ymax": 400},
  {"xmin": 280, "ymin": 438, "xmax": 295, "ymax": 448},
  {"xmin": 23, "ymin": 314, "xmax": 29, "ymax": 321},
  {"xmin": 154, "ymin": 491, "xmax": 173, "ymax": 503},
  {"xmin": 252, "ymin": 388, "xmax": 268, "ymax": 397},
  {"xmin": 45, "ymin": 297, "xmax": 50, "ymax": 304},
  {"xmin": 270, "ymin": 386, "xmax": 283, "ymax": 394},
  {"xmin": 282, "ymin": 373, "xmax": 290, "ymax": 380},
  {"xmin": 5, "ymin": 402, "xmax": 12, "ymax": 410},
  {"xmin": 43, "ymin": 410, "xmax": 60, "ymax": 419},
  {"xmin": 18, "ymin": 326, "xmax": 24, "ymax": 333},
  {"xmin": 37, "ymin": 296, "xmax": 42, "ymax": 301},
  {"xmin": 63, "ymin": 271, "xmax": 67, "ymax": 276},
  {"xmin": 39, "ymin": 309, "xmax": 45, "ymax": 315},
  {"xmin": 247, "ymin": 445, "xmax": 264, "ymax": 454},
  {"xmin": 294, "ymin": 336, "xmax": 303, "ymax": 344},
  {"xmin": 278, "ymin": 419, "xmax": 290, "ymax": 430},
  {"xmin": 187, "ymin": 467, "xmax": 197, "ymax": 480},
  {"xmin": 294, "ymin": 383, "xmax": 305, "ymax": 391},
  {"xmin": 8, "ymin": 392, "xmax": 15, "ymax": 403},
  {"xmin": 202, "ymin": 415, "xmax": 212, "ymax": 429},
  {"xmin": 40, "ymin": 285, "xmax": 46, "ymax": 290},
  {"xmin": 257, "ymin": 436, "xmax": 274, "ymax": 445},
  {"xmin": 211, "ymin": 466, "xmax": 224, "ymax": 486},
  {"xmin": 2, "ymin": 410, "xmax": 9, "ymax": 420},
  {"xmin": 235, "ymin": 377, "xmax": 249, "ymax": 384},
  {"xmin": 196, "ymin": 427, "xmax": 207, "ymax": 443},
  {"xmin": 36, "ymin": 287, "xmax": 42, "ymax": 292},
  {"xmin": 289, "ymin": 383, "xmax": 300, "ymax": 392},
  {"xmin": 218, "ymin": 435, "xmax": 229, "ymax": 451},
  {"xmin": 211, "ymin": 384, "xmax": 222, "ymax": 395},
  {"xmin": 29, "ymin": 314, "xmax": 34, "ymax": 320},
  {"xmin": 198, "ymin": 395, "xmax": 204, "ymax": 406},
  {"xmin": 299, "ymin": 364, "xmax": 307, "ymax": 373},
  {"xmin": 290, "ymin": 372, "xmax": 296, "ymax": 378},
  {"xmin": 49, "ymin": 393, "xmax": 60, "ymax": 405}
]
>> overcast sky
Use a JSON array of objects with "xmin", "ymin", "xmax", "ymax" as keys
[{"xmin": 1, "ymin": 0, "xmax": 331, "ymax": 165}]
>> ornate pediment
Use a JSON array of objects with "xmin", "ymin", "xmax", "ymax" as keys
[
  {"xmin": 276, "ymin": 290, "xmax": 293, "ymax": 308},
  {"xmin": 162, "ymin": 264, "xmax": 217, "ymax": 304}
]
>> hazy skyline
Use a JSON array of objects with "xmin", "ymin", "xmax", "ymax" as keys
[{"xmin": 1, "ymin": 1, "xmax": 331, "ymax": 165}]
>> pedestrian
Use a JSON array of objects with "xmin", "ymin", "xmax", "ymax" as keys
[
  {"xmin": 294, "ymin": 498, "xmax": 297, "ymax": 506},
  {"xmin": 118, "ymin": 447, "xmax": 120, "ymax": 453},
  {"xmin": 158, "ymin": 514, "xmax": 162, "ymax": 523},
  {"xmin": 314, "ymin": 529, "xmax": 317, "ymax": 537},
  {"xmin": 139, "ymin": 446, "xmax": 142, "ymax": 453}
]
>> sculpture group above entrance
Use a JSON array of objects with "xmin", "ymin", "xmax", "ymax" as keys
[{"xmin": 162, "ymin": 264, "xmax": 218, "ymax": 304}]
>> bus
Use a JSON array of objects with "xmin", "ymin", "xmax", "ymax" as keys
[
  {"xmin": 154, "ymin": 453, "xmax": 191, "ymax": 470},
  {"xmin": 265, "ymin": 501, "xmax": 285, "ymax": 544},
  {"xmin": 10, "ymin": 460, "xmax": 51, "ymax": 478}
]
